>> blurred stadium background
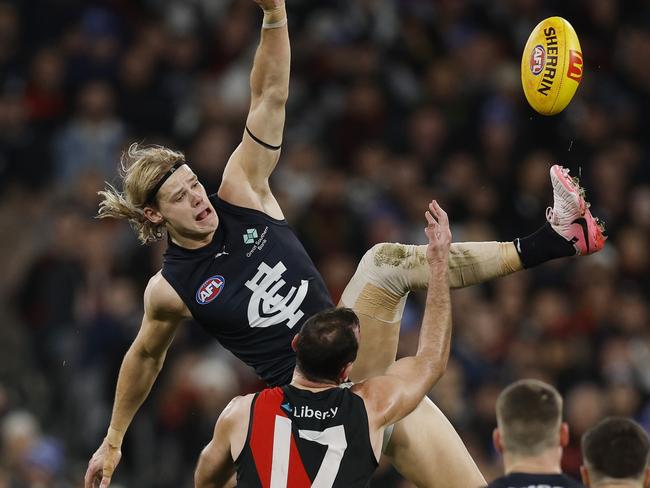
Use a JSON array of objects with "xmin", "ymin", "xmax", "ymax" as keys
[{"xmin": 0, "ymin": 0, "xmax": 648, "ymax": 486}]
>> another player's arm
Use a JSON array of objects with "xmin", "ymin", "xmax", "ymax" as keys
[
  {"xmin": 219, "ymin": 0, "xmax": 289, "ymax": 217},
  {"xmin": 354, "ymin": 201, "xmax": 453, "ymax": 427},
  {"xmin": 85, "ymin": 273, "xmax": 188, "ymax": 488},
  {"xmin": 195, "ymin": 395, "xmax": 253, "ymax": 488}
]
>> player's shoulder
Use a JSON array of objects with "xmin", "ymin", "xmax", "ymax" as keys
[
  {"xmin": 216, "ymin": 394, "xmax": 256, "ymax": 433},
  {"xmin": 144, "ymin": 271, "xmax": 191, "ymax": 320},
  {"xmin": 224, "ymin": 394, "xmax": 256, "ymax": 418}
]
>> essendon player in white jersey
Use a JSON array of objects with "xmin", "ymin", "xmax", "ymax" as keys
[{"xmin": 194, "ymin": 202, "xmax": 454, "ymax": 488}]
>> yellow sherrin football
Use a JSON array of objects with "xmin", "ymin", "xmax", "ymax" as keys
[{"xmin": 521, "ymin": 16, "xmax": 584, "ymax": 115}]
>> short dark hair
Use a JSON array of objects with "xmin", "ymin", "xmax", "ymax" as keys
[
  {"xmin": 496, "ymin": 379, "xmax": 563, "ymax": 456},
  {"xmin": 295, "ymin": 308, "xmax": 360, "ymax": 384},
  {"xmin": 582, "ymin": 417, "xmax": 650, "ymax": 482}
]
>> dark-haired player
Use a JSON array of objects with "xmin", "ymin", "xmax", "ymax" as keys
[
  {"xmin": 487, "ymin": 379, "xmax": 582, "ymax": 488},
  {"xmin": 581, "ymin": 417, "xmax": 650, "ymax": 488},
  {"xmin": 194, "ymin": 202, "xmax": 454, "ymax": 487}
]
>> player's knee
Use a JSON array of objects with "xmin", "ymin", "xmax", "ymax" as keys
[
  {"xmin": 351, "ymin": 242, "xmax": 423, "ymax": 297},
  {"xmin": 343, "ymin": 242, "xmax": 427, "ymax": 306},
  {"xmin": 360, "ymin": 243, "xmax": 414, "ymax": 273}
]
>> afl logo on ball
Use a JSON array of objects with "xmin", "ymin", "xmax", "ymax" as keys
[
  {"xmin": 196, "ymin": 275, "xmax": 225, "ymax": 304},
  {"xmin": 530, "ymin": 45, "xmax": 546, "ymax": 75}
]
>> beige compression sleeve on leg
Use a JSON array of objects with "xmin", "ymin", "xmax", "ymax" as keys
[
  {"xmin": 341, "ymin": 241, "xmax": 523, "ymax": 321},
  {"xmin": 340, "ymin": 241, "xmax": 522, "ymax": 379},
  {"xmin": 447, "ymin": 241, "xmax": 523, "ymax": 288}
]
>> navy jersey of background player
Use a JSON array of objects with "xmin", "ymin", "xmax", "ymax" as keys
[
  {"xmin": 162, "ymin": 196, "xmax": 334, "ymax": 386},
  {"xmin": 486, "ymin": 472, "xmax": 584, "ymax": 488},
  {"xmin": 236, "ymin": 385, "xmax": 378, "ymax": 487}
]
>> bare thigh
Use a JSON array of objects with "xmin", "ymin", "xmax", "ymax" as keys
[
  {"xmin": 347, "ymin": 309, "xmax": 401, "ymax": 381},
  {"xmin": 385, "ymin": 397, "xmax": 486, "ymax": 488}
]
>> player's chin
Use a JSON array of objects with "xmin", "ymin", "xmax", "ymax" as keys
[{"xmin": 195, "ymin": 210, "xmax": 218, "ymax": 229}]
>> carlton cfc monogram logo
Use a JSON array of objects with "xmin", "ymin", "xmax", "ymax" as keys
[
  {"xmin": 245, "ymin": 261, "xmax": 308, "ymax": 329},
  {"xmin": 196, "ymin": 275, "xmax": 225, "ymax": 304}
]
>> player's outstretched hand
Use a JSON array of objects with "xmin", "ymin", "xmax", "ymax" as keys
[
  {"xmin": 84, "ymin": 438, "xmax": 122, "ymax": 488},
  {"xmin": 254, "ymin": 0, "xmax": 285, "ymax": 10},
  {"xmin": 424, "ymin": 200, "xmax": 452, "ymax": 265}
]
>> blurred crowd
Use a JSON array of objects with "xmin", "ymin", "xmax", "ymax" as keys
[{"xmin": 0, "ymin": 0, "xmax": 648, "ymax": 486}]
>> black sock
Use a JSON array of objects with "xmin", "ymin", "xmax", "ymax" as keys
[{"xmin": 514, "ymin": 222, "xmax": 577, "ymax": 269}]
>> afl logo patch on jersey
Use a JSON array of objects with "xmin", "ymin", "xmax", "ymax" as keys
[{"xmin": 196, "ymin": 275, "xmax": 225, "ymax": 304}]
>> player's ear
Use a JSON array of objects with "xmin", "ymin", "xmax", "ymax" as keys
[
  {"xmin": 643, "ymin": 466, "xmax": 650, "ymax": 488},
  {"xmin": 492, "ymin": 428, "xmax": 503, "ymax": 454},
  {"xmin": 291, "ymin": 334, "xmax": 299, "ymax": 352},
  {"xmin": 340, "ymin": 362, "xmax": 353, "ymax": 383},
  {"xmin": 559, "ymin": 422, "xmax": 569, "ymax": 447},
  {"xmin": 580, "ymin": 466, "xmax": 590, "ymax": 487},
  {"xmin": 143, "ymin": 206, "xmax": 164, "ymax": 224}
]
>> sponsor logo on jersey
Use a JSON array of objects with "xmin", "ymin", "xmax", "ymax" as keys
[
  {"xmin": 245, "ymin": 261, "xmax": 308, "ymax": 328},
  {"xmin": 244, "ymin": 226, "xmax": 269, "ymax": 258},
  {"xmin": 281, "ymin": 402, "xmax": 292, "ymax": 413},
  {"xmin": 530, "ymin": 44, "xmax": 546, "ymax": 75},
  {"xmin": 243, "ymin": 228, "xmax": 258, "ymax": 244},
  {"xmin": 196, "ymin": 275, "xmax": 225, "ymax": 304},
  {"xmin": 567, "ymin": 49, "xmax": 583, "ymax": 82},
  {"xmin": 284, "ymin": 404, "xmax": 339, "ymax": 420}
]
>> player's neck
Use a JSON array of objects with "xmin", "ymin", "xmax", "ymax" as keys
[
  {"xmin": 504, "ymin": 447, "xmax": 563, "ymax": 476},
  {"xmin": 591, "ymin": 481, "xmax": 644, "ymax": 488},
  {"xmin": 291, "ymin": 372, "xmax": 339, "ymax": 392},
  {"xmin": 169, "ymin": 228, "xmax": 216, "ymax": 249}
]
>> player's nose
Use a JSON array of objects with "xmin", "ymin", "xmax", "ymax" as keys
[{"xmin": 190, "ymin": 190, "xmax": 203, "ymax": 206}]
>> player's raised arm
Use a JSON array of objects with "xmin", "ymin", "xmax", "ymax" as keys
[
  {"xmin": 354, "ymin": 200, "xmax": 453, "ymax": 428},
  {"xmin": 219, "ymin": 0, "xmax": 289, "ymax": 214},
  {"xmin": 84, "ymin": 274, "xmax": 187, "ymax": 488}
]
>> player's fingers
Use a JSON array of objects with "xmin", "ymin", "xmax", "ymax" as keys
[
  {"xmin": 99, "ymin": 476, "xmax": 112, "ymax": 488},
  {"xmin": 428, "ymin": 202, "xmax": 442, "ymax": 226},
  {"xmin": 425, "ymin": 220, "xmax": 440, "ymax": 238},
  {"xmin": 84, "ymin": 463, "xmax": 99, "ymax": 488},
  {"xmin": 425, "ymin": 210, "xmax": 437, "ymax": 226},
  {"xmin": 430, "ymin": 200, "xmax": 448, "ymax": 225}
]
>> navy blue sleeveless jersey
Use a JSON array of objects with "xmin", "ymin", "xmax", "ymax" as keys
[
  {"xmin": 235, "ymin": 385, "xmax": 378, "ymax": 487},
  {"xmin": 161, "ymin": 196, "xmax": 334, "ymax": 386},
  {"xmin": 486, "ymin": 472, "xmax": 584, "ymax": 488}
]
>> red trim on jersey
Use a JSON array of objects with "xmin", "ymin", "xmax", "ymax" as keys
[
  {"xmin": 249, "ymin": 387, "xmax": 311, "ymax": 487},
  {"xmin": 287, "ymin": 437, "xmax": 312, "ymax": 487}
]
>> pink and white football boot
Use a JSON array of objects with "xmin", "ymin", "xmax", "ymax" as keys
[{"xmin": 546, "ymin": 164, "xmax": 607, "ymax": 255}]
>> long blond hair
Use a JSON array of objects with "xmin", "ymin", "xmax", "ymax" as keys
[{"xmin": 98, "ymin": 143, "xmax": 185, "ymax": 244}]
